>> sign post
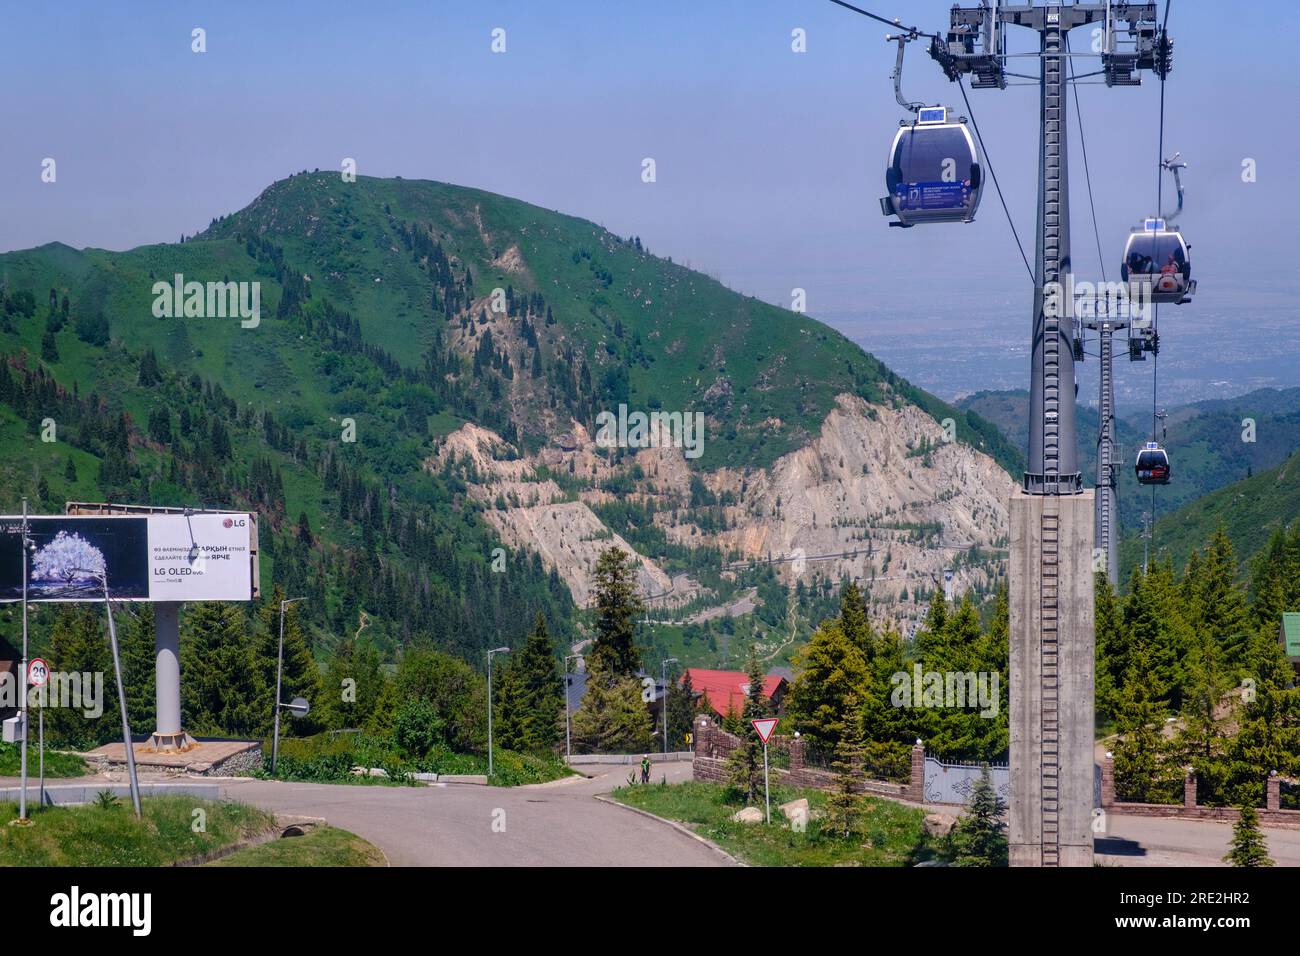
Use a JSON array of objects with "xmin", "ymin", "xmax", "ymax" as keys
[
  {"xmin": 28, "ymin": 658, "xmax": 49, "ymax": 807},
  {"xmin": 751, "ymin": 717, "xmax": 779, "ymax": 824}
]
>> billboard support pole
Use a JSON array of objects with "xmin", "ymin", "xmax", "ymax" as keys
[
  {"xmin": 151, "ymin": 602, "xmax": 190, "ymax": 751},
  {"xmin": 101, "ymin": 574, "xmax": 142, "ymax": 818}
]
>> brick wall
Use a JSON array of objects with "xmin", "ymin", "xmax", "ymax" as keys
[{"xmin": 1100, "ymin": 754, "xmax": 1300, "ymax": 829}]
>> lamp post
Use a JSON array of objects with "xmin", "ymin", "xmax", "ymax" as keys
[
  {"xmin": 660, "ymin": 657, "xmax": 678, "ymax": 757},
  {"xmin": 563, "ymin": 653, "xmax": 582, "ymax": 760},
  {"xmin": 271, "ymin": 596, "xmax": 307, "ymax": 775},
  {"xmin": 487, "ymin": 646, "xmax": 510, "ymax": 777}
]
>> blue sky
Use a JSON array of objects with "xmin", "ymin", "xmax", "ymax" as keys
[{"xmin": 1, "ymin": 0, "xmax": 1296, "ymax": 331}]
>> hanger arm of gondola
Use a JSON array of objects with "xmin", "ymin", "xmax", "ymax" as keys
[
  {"xmin": 889, "ymin": 33, "xmax": 926, "ymax": 113},
  {"xmin": 1160, "ymin": 153, "xmax": 1185, "ymax": 223}
]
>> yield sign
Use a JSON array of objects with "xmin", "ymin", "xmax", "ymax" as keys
[{"xmin": 751, "ymin": 717, "xmax": 779, "ymax": 744}]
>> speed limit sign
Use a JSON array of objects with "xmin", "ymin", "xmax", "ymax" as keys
[{"xmin": 27, "ymin": 658, "xmax": 49, "ymax": 688}]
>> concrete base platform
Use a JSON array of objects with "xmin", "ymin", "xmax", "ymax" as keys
[{"xmin": 84, "ymin": 739, "xmax": 263, "ymax": 777}]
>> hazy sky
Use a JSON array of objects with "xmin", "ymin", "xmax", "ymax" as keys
[{"xmin": 2, "ymin": 0, "xmax": 1296, "ymax": 333}]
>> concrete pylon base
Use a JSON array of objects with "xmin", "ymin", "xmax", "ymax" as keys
[
  {"xmin": 147, "ymin": 731, "xmax": 196, "ymax": 753},
  {"xmin": 1008, "ymin": 489, "xmax": 1096, "ymax": 868}
]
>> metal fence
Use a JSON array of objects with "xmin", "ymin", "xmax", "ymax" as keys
[{"xmin": 923, "ymin": 756, "xmax": 1010, "ymax": 806}]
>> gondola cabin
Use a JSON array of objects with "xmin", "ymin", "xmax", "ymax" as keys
[
  {"xmin": 1122, "ymin": 219, "xmax": 1195, "ymax": 304},
  {"xmin": 1135, "ymin": 441, "xmax": 1171, "ymax": 485},
  {"xmin": 882, "ymin": 107, "xmax": 982, "ymax": 227}
]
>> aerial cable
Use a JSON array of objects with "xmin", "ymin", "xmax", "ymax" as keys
[
  {"xmin": 957, "ymin": 77, "xmax": 1034, "ymax": 282},
  {"xmin": 826, "ymin": 0, "xmax": 940, "ymax": 39},
  {"xmin": 1064, "ymin": 34, "xmax": 1106, "ymax": 286},
  {"xmin": 1149, "ymin": 0, "xmax": 1174, "ymax": 538}
]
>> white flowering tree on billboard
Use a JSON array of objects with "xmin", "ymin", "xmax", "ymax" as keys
[{"xmin": 30, "ymin": 530, "xmax": 107, "ymax": 594}]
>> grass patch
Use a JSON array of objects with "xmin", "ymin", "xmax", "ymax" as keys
[
  {"xmin": 206, "ymin": 825, "xmax": 385, "ymax": 867},
  {"xmin": 0, "ymin": 796, "xmax": 275, "ymax": 866},
  {"xmin": 613, "ymin": 781, "xmax": 939, "ymax": 867},
  {"xmin": 0, "ymin": 743, "xmax": 87, "ymax": 778}
]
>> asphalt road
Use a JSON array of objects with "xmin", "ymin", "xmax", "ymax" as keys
[
  {"xmin": 216, "ymin": 760, "xmax": 731, "ymax": 867},
  {"xmin": 1098, "ymin": 813, "xmax": 1300, "ymax": 867}
]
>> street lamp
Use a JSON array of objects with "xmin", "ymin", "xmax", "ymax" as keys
[
  {"xmin": 563, "ymin": 653, "xmax": 582, "ymax": 760},
  {"xmin": 271, "ymin": 596, "xmax": 307, "ymax": 775},
  {"xmin": 487, "ymin": 646, "xmax": 510, "ymax": 777},
  {"xmin": 661, "ymin": 657, "xmax": 678, "ymax": 757}
]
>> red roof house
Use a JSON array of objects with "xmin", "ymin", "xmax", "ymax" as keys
[{"xmin": 684, "ymin": 668, "xmax": 788, "ymax": 718}]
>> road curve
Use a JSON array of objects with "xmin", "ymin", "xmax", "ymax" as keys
[{"xmin": 217, "ymin": 761, "xmax": 730, "ymax": 867}]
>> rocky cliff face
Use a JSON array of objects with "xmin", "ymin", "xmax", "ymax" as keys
[{"xmin": 429, "ymin": 391, "xmax": 1016, "ymax": 630}]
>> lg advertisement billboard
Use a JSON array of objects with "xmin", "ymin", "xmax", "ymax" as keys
[{"xmin": 0, "ymin": 513, "xmax": 258, "ymax": 602}]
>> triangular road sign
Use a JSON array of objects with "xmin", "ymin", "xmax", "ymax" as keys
[{"xmin": 751, "ymin": 717, "xmax": 779, "ymax": 744}]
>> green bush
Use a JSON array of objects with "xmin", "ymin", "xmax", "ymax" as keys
[{"xmin": 393, "ymin": 698, "xmax": 445, "ymax": 758}]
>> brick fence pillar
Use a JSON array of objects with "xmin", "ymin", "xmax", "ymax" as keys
[
  {"xmin": 790, "ymin": 735, "xmax": 805, "ymax": 772},
  {"xmin": 1101, "ymin": 752, "xmax": 1115, "ymax": 809},
  {"xmin": 1267, "ymin": 772, "xmax": 1281, "ymax": 812},
  {"xmin": 1183, "ymin": 768, "xmax": 1197, "ymax": 809},
  {"xmin": 909, "ymin": 740, "xmax": 926, "ymax": 803}
]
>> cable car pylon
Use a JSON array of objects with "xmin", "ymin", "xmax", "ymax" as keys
[{"xmin": 835, "ymin": 0, "xmax": 1175, "ymax": 869}]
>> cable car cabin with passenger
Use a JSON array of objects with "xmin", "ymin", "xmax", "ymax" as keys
[
  {"xmin": 1122, "ymin": 219, "xmax": 1195, "ymax": 304},
  {"xmin": 1135, "ymin": 441, "xmax": 1171, "ymax": 485},
  {"xmin": 882, "ymin": 107, "xmax": 982, "ymax": 227}
]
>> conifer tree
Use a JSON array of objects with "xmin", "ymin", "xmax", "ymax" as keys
[
  {"xmin": 122, "ymin": 604, "xmax": 156, "ymax": 734},
  {"xmin": 1112, "ymin": 643, "xmax": 1169, "ymax": 803},
  {"xmin": 726, "ymin": 646, "xmax": 769, "ymax": 804},
  {"xmin": 182, "ymin": 601, "xmax": 264, "ymax": 737},
  {"xmin": 586, "ymin": 547, "xmax": 643, "ymax": 683},
  {"xmin": 786, "ymin": 618, "xmax": 868, "ymax": 758},
  {"xmin": 1224, "ymin": 804, "xmax": 1273, "ymax": 867},
  {"xmin": 44, "ymin": 604, "xmax": 116, "ymax": 750},
  {"xmin": 949, "ymin": 765, "xmax": 1008, "ymax": 866},
  {"xmin": 666, "ymin": 667, "xmax": 695, "ymax": 750},
  {"xmin": 824, "ymin": 694, "xmax": 867, "ymax": 839},
  {"xmin": 495, "ymin": 613, "xmax": 563, "ymax": 753}
]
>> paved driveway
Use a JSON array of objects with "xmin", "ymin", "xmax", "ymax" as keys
[{"xmin": 216, "ymin": 760, "xmax": 729, "ymax": 867}]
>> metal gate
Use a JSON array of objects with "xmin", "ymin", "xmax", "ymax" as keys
[{"xmin": 924, "ymin": 756, "xmax": 1010, "ymax": 806}]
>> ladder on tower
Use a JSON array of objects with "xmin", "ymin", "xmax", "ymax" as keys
[
  {"xmin": 1041, "ymin": 26, "xmax": 1063, "ymax": 490},
  {"xmin": 1040, "ymin": 498, "xmax": 1061, "ymax": 866}
]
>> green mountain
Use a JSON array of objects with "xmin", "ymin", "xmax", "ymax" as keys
[
  {"xmin": 958, "ymin": 387, "xmax": 1300, "ymax": 529},
  {"xmin": 0, "ymin": 172, "xmax": 1018, "ymax": 661},
  {"xmin": 1118, "ymin": 447, "xmax": 1300, "ymax": 578}
]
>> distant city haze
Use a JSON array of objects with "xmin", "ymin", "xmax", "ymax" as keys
[{"xmin": 2, "ymin": 0, "xmax": 1296, "ymax": 401}]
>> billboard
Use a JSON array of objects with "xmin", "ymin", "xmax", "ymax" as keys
[{"xmin": 0, "ymin": 513, "xmax": 258, "ymax": 603}]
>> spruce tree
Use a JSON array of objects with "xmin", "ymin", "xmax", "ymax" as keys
[
  {"xmin": 587, "ymin": 547, "xmax": 643, "ymax": 683},
  {"xmin": 666, "ymin": 667, "xmax": 695, "ymax": 751},
  {"xmin": 495, "ymin": 613, "xmax": 563, "ymax": 753},
  {"xmin": 838, "ymin": 580, "xmax": 873, "ymax": 657},
  {"xmin": 824, "ymin": 695, "xmax": 867, "ymax": 839},
  {"xmin": 122, "ymin": 604, "xmax": 156, "ymax": 734},
  {"xmin": 1224, "ymin": 804, "xmax": 1273, "ymax": 867},
  {"xmin": 44, "ymin": 604, "xmax": 116, "ymax": 750},
  {"xmin": 786, "ymin": 618, "xmax": 869, "ymax": 758},
  {"xmin": 182, "ymin": 601, "xmax": 264, "ymax": 737},
  {"xmin": 1112, "ymin": 643, "xmax": 1169, "ymax": 803},
  {"xmin": 726, "ymin": 646, "xmax": 768, "ymax": 804},
  {"xmin": 949, "ymin": 765, "xmax": 1008, "ymax": 866}
]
